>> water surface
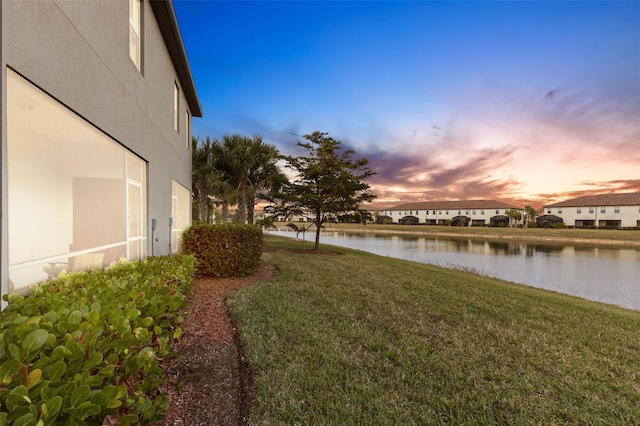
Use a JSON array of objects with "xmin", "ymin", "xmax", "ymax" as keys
[{"xmin": 272, "ymin": 230, "xmax": 640, "ymax": 311}]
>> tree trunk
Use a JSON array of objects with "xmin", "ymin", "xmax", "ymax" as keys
[
  {"xmin": 246, "ymin": 197, "xmax": 255, "ymax": 225},
  {"xmin": 237, "ymin": 191, "xmax": 247, "ymax": 224},
  {"xmin": 221, "ymin": 201, "xmax": 229, "ymax": 224},
  {"xmin": 314, "ymin": 212, "xmax": 322, "ymax": 250},
  {"xmin": 197, "ymin": 193, "xmax": 209, "ymax": 223}
]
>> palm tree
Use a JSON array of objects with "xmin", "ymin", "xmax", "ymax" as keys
[
  {"xmin": 209, "ymin": 134, "xmax": 285, "ymax": 225},
  {"xmin": 192, "ymin": 136, "xmax": 216, "ymax": 223},
  {"xmin": 505, "ymin": 209, "xmax": 522, "ymax": 228},
  {"xmin": 255, "ymin": 215, "xmax": 278, "ymax": 234},
  {"xmin": 523, "ymin": 205, "xmax": 538, "ymax": 228},
  {"xmin": 243, "ymin": 136, "xmax": 287, "ymax": 225},
  {"xmin": 209, "ymin": 137, "xmax": 242, "ymax": 223}
]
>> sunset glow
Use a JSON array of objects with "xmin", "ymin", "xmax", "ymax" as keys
[{"xmin": 174, "ymin": 1, "xmax": 640, "ymax": 209}]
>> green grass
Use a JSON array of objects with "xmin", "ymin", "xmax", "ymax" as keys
[{"xmin": 228, "ymin": 236, "xmax": 640, "ymax": 425}]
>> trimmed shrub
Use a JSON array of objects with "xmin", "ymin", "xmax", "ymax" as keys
[
  {"xmin": 181, "ymin": 223, "xmax": 263, "ymax": 277},
  {"xmin": 0, "ymin": 255, "xmax": 196, "ymax": 426}
]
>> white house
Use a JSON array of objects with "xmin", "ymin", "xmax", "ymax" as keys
[
  {"xmin": 543, "ymin": 193, "xmax": 640, "ymax": 229},
  {"xmin": 1, "ymin": 0, "xmax": 202, "ymax": 298},
  {"xmin": 377, "ymin": 200, "xmax": 522, "ymax": 226}
]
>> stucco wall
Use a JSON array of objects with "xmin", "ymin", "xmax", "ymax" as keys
[
  {"xmin": 382, "ymin": 208, "xmax": 520, "ymax": 224},
  {"xmin": 1, "ymin": 0, "xmax": 192, "ymax": 263},
  {"xmin": 548, "ymin": 205, "xmax": 640, "ymax": 228}
]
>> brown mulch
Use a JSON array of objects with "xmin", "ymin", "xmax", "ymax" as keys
[
  {"xmin": 158, "ymin": 264, "xmax": 277, "ymax": 426},
  {"xmin": 158, "ymin": 246, "xmax": 336, "ymax": 425}
]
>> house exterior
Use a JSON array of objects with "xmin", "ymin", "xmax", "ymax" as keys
[
  {"xmin": 1, "ymin": 0, "xmax": 202, "ymax": 298},
  {"xmin": 377, "ymin": 200, "xmax": 522, "ymax": 226},
  {"xmin": 543, "ymin": 193, "xmax": 640, "ymax": 229}
]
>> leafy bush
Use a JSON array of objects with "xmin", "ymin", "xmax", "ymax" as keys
[
  {"xmin": 181, "ymin": 223, "xmax": 263, "ymax": 277},
  {"xmin": 0, "ymin": 255, "xmax": 196, "ymax": 426},
  {"xmin": 552, "ymin": 222, "xmax": 567, "ymax": 229}
]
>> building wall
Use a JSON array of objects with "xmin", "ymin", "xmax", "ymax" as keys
[
  {"xmin": 380, "ymin": 208, "xmax": 518, "ymax": 225},
  {"xmin": 1, "ymin": 1, "xmax": 193, "ymax": 298},
  {"xmin": 546, "ymin": 205, "xmax": 640, "ymax": 228}
]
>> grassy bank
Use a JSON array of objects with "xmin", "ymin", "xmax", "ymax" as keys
[
  {"xmin": 228, "ymin": 236, "xmax": 640, "ymax": 424},
  {"xmin": 276, "ymin": 222, "xmax": 640, "ymax": 247}
]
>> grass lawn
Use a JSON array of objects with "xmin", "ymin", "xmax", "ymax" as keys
[{"xmin": 228, "ymin": 236, "xmax": 640, "ymax": 424}]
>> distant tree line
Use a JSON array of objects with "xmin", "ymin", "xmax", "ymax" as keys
[{"xmin": 192, "ymin": 131, "xmax": 377, "ymax": 250}]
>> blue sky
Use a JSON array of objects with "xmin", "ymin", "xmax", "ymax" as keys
[{"xmin": 173, "ymin": 0, "xmax": 640, "ymax": 209}]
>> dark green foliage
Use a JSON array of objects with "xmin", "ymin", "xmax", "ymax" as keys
[
  {"xmin": 192, "ymin": 134, "xmax": 285, "ymax": 225},
  {"xmin": 182, "ymin": 223, "xmax": 263, "ymax": 277},
  {"xmin": 0, "ymin": 255, "xmax": 196, "ymax": 426},
  {"xmin": 266, "ymin": 131, "xmax": 376, "ymax": 249}
]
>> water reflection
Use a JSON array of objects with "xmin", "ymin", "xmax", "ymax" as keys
[{"xmin": 272, "ymin": 230, "xmax": 640, "ymax": 311}]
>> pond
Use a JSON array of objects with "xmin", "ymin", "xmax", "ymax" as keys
[{"xmin": 272, "ymin": 230, "xmax": 640, "ymax": 311}]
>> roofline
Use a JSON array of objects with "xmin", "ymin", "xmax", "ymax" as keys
[
  {"xmin": 543, "ymin": 192, "xmax": 640, "ymax": 208},
  {"xmin": 150, "ymin": 0, "xmax": 203, "ymax": 118},
  {"xmin": 385, "ymin": 200, "xmax": 521, "ymax": 211}
]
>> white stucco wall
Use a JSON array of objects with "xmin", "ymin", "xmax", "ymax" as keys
[
  {"xmin": 381, "ymin": 207, "xmax": 520, "ymax": 225},
  {"xmin": 547, "ymin": 205, "xmax": 640, "ymax": 228}
]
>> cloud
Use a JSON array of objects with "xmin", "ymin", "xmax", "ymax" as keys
[{"xmin": 531, "ymin": 179, "xmax": 640, "ymax": 206}]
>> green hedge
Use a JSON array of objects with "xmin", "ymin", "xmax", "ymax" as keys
[
  {"xmin": 181, "ymin": 223, "xmax": 263, "ymax": 277},
  {"xmin": 0, "ymin": 255, "xmax": 196, "ymax": 426}
]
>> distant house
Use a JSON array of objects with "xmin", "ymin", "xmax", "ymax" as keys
[
  {"xmin": 543, "ymin": 193, "xmax": 640, "ymax": 229},
  {"xmin": 378, "ymin": 200, "xmax": 522, "ymax": 226},
  {"xmin": 1, "ymin": 0, "xmax": 202, "ymax": 299},
  {"xmin": 536, "ymin": 215, "xmax": 564, "ymax": 228}
]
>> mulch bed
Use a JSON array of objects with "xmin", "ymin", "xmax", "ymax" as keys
[
  {"xmin": 158, "ymin": 247, "xmax": 337, "ymax": 425},
  {"xmin": 158, "ymin": 264, "xmax": 277, "ymax": 426}
]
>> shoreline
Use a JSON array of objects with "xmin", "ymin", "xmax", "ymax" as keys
[{"xmin": 274, "ymin": 224, "xmax": 640, "ymax": 248}]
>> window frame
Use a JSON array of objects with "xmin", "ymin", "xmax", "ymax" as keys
[
  {"xmin": 173, "ymin": 82, "xmax": 179, "ymax": 132},
  {"xmin": 129, "ymin": 0, "xmax": 143, "ymax": 71},
  {"xmin": 185, "ymin": 109, "xmax": 191, "ymax": 149}
]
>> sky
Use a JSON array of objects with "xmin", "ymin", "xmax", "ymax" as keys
[{"xmin": 173, "ymin": 0, "xmax": 640, "ymax": 210}]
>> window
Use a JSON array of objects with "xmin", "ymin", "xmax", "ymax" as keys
[
  {"xmin": 614, "ymin": 206, "xmax": 620, "ymax": 213},
  {"xmin": 458, "ymin": 210, "xmax": 461, "ymax": 215},
  {"xmin": 601, "ymin": 207, "xmax": 606, "ymax": 214},
  {"xmin": 171, "ymin": 180, "xmax": 191, "ymax": 254},
  {"xmin": 495, "ymin": 209, "xmax": 500, "ymax": 214},
  {"xmin": 473, "ymin": 210, "xmax": 476, "ymax": 215},
  {"xmin": 7, "ymin": 70, "xmax": 147, "ymax": 290},
  {"xmin": 547, "ymin": 209, "xmax": 551, "ymax": 214},
  {"xmin": 589, "ymin": 207, "xmax": 594, "ymax": 214},
  {"xmin": 481, "ymin": 210, "xmax": 485, "ymax": 215},
  {"xmin": 433, "ymin": 210, "xmax": 436, "ymax": 215},
  {"xmin": 173, "ymin": 82, "xmax": 179, "ymax": 131},
  {"xmin": 129, "ymin": 0, "xmax": 142, "ymax": 71},
  {"xmin": 185, "ymin": 110, "xmax": 191, "ymax": 149},
  {"xmin": 558, "ymin": 208, "xmax": 562, "ymax": 214},
  {"xmin": 577, "ymin": 208, "xmax": 581, "ymax": 214}
]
